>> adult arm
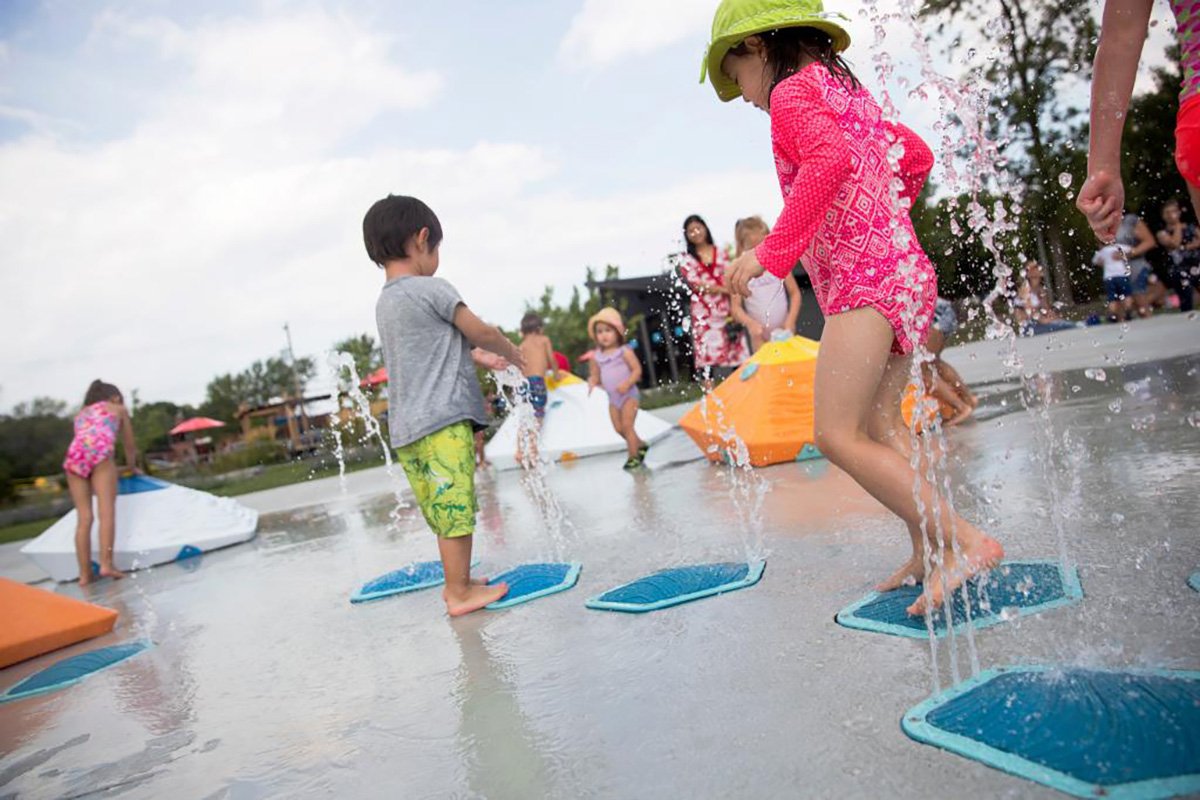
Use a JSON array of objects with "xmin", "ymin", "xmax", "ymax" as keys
[
  {"xmin": 453, "ymin": 305, "xmax": 525, "ymax": 370},
  {"xmin": 618, "ymin": 346, "xmax": 643, "ymax": 394},
  {"xmin": 1077, "ymin": 0, "xmax": 1155, "ymax": 241}
]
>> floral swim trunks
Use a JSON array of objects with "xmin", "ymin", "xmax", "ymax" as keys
[{"xmin": 395, "ymin": 421, "xmax": 478, "ymax": 538}]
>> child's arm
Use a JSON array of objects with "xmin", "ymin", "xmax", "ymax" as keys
[
  {"xmin": 453, "ymin": 305, "xmax": 525, "ymax": 370},
  {"xmin": 783, "ymin": 274, "xmax": 802, "ymax": 333},
  {"xmin": 587, "ymin": 355, "xmax": 600, "ymax": 394},
  {"xmin": 544, "ymin": 337, "xmax": 561, "ymax": 381},
  {"xmin": 118, "ymin": 406, "xmax": 140, "ymax": 472},
  {"xmin": 1077, "ymin": 0, "xmax": 1155, "ymax": 241},
  {"xmin": 618, "ymin": 346, "xmax": 642, "ymax": 394},
  {"xmin": 471, "ymin": 348, "xmax": 509, "ymax": 371},
  {"xmin": 887, "ymin": 122, "xmax": 935, "ymax": 207}
]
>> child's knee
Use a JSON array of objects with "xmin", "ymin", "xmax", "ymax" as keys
[{"xmin": 76, "ymin": 511, "xmax": 94, "ymax": 531}]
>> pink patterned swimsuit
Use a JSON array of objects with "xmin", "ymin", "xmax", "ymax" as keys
[
  {"xmin": 754, "ymin": 64, "xmax": 937, "ymax": 355},
  {"xmin": 63, "ymin": 402, "xmax": 120, "ymax": 478}
]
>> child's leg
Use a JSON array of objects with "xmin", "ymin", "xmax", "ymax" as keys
[
  {"xmin": 814, "ymin": 308, "xmax": 1003, "ymax": 614},
  {"xmin": 66, "ymin": 471, "xmax": 95, "ymax": 585},
  {"xmin": 439, "ymin": 534, "xmax": 507, "ymax": 616},
  {"xmin": 91, "ymin": 459, "xmax": 126, "ymax": 579},
  {"xmin": 619, "ymin": 399, "xmax": 642, "ymax": 458}
]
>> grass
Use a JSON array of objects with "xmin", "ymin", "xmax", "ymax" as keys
[
  {"xmin": 639, "ymin": 381, "xmax": 706, "ymax": 410},
  {"xmin": 0, "ymin": 517, "xmax": 55, "ymax": 545}
]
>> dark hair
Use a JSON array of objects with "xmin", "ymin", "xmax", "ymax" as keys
[
  {"xmin": 729, "ymin": 27, "xmax": 860, "ymax": 108},
  {"xmin": 363, "ymin": 195, "xmax": 443, "ymax": 267},
  {"xmin": 1163, "ymin": 198, "xmax": 1181, "ymax": 210},
  {"xmin": 682, "ymin": 214, "xmax": 714, "ymax": 259},
  {"xmin": 83, "ymin": 379, "xmax": 122, "ymax": 406},
  {"xmin": 520, "ymin": 312, "xmax": 543, "ymax": 334}
]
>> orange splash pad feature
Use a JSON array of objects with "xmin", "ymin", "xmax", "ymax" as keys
[
  {"xmin": 900, "ymin": 383, "xmax": 955, "ymax": 432},
  {"xmin": 679, "ymin": 337, "xmax": 823, "ymax": 468},
  {"xmin": 0, "ymin": 578, "xmax": 118, "ymax": 669}
]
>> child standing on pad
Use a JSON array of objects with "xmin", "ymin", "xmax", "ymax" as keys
[
  {"xmin": 702, "ymin": 0, "xmax": 1003, "ymax": 614},
  {"xmin": 364, "ymin": 195, "xmax": 525, "ymax": 616},
  {"xmin": 587, "ymin": 308, "xmax": 648, "ymax": 470}
]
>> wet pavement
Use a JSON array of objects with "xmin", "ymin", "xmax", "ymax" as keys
[{"xmin": 2, "ymin": 343, "xmax": 1199, "ymax": 798}]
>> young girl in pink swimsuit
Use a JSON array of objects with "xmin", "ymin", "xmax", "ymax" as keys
[
  {"xmin": 63, "ymin": 379, "xmax": 140, "ymax": 585},
  {"xmin": 703, "ymin": 0, "xmax": 1003, "ymax": 615}
]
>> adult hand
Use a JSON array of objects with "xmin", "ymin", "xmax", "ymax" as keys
[
  {"xmin": 1076, "ymin": 170, "xmax": 1124, "ymax": 243},
  {"xmin": 726, "ymin": 250, "xmax": 764, "ymax": 298}
]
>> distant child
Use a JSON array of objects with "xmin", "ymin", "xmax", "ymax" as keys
[
  {"xmin": 730, "ymin": 216, "xmax": 802, "ymax": 351},
  {"xmin": 705, "ymin": 0, "xmax": 1003, "ymax": 614},
  {"xmin": 1093, "ymin": 243, "xmax": 1134, "ymax": 322},
  {"xmin": 518, "ymin": 312, "xmax": 562, "ymax": 421},
  {"xmin": 63, "ymin": 379, "xmax": 139, "ymax": 586},
  {"xmin": 364, "ymin": 194, "xmax": 525, "ymax": 616},
  {"xmin": 1156, "ymin": 198, "xmax": 1200, "ymax": 312},
  {"xmin": 587, "ymin": 308, "xmax": 648, "ymax": 470}
]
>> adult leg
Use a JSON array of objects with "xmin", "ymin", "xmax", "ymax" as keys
[
  {"xmin": 91, "ymin": 459, "xmax": 126, "ymax": 579},
  {"xmin": 813, "ymin": 308, "xmax": 1003, "ymax": 614},
  {"xmin": 66, "ymin": 471, "xmax": 96, "ymax": 585}
]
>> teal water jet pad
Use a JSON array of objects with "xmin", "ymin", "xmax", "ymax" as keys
[
  {"xmin": 486, "ymin": 562, "xmax": 581, "ymax": 609},
  {"xmin": 351, "ymin": 559, "xmax": 478, "ymax": 604},
  {"xmin": 1189, "ymin": 570, "xmax": 1199, "ymax": 593},
  {"xmin": 1, "ymin": 640, "xmax": 152, "ymax": 704},
  {"xmin": 902, "ymin": 666, "xmax": 1200, "ymax": 800},
  {"xmin": 836, "ymin": 560, "xmax": 1082, "ymax": 639},
  {"xmin": 586, "ymin": 561, "xmax": 765, "ymax": 613}
]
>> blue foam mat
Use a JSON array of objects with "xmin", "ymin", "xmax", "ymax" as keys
[
  {"xmin": 118, "ymin": 475, "xmax": 169, "ymax": 494},
  {"xmin": 351, "ymin": 559, "xmax": 479, "ymax": 604},
  {"xmin": 586, "ymin": 561, "xmax": 766, "ymax": 613},
  {"xmin": 486, "ymin": 562, "xmax": 581, "ymax": 610},
  {"xmin": 903, "ymin": 666, "xmax": 1200, "ymax": 800},
  {"xmin": 1, "ymin": 640, "xmax": 153, "ymax": 704},
  {"xmin": 836, "ymin": 560, "xmax": 1082, "ymax": 639},
  {"xmin": 1189, "ymin": 570, "xmax": 1199, "ymax": 593}
]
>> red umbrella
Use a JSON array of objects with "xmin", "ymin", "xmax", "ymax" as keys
[
  {"xmin": 169, "ymin": 417, "xmax": 226, "ymax": 436},
  {"xmin": 360, "ymin": 367, "xmax": 389, "ymax": 387}
]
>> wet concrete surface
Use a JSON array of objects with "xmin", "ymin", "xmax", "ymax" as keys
[{"xmin": 1, "ymin": 351, "xmax": 1198, "ymax": 799}]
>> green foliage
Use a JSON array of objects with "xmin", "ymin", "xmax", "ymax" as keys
[
  {"xmin": 131, "ymin": 400, "xmax": 198, "ymax": 455},
  {"xmin": 1123, "ymin": 45, "xmax": 1188, "ymax": 222},
  {"xmin": 11, "ymin": 397, "xmax": 68, "ymax": 418},
  {"xmin": 202, "ymin": 354, "xmax": 317, "ymax": 421},
  {"xmin": 209, "ymin": 439, "xmax": 289, "ymax": 473},
  {"xmin": 0, "ymin": 405, "xmax": 72, "ymax": 482},
  {"xmin": 333, "ymin": 333, "xmax": 382, "ymax": 383}
]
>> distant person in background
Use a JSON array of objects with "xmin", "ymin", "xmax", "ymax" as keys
[
  {"xmin": 587, "ymin": 308, "xmax": 648, "ymax": 470},
  {"xmin": 678, "ymin": 214, "xmax": 750, "ymax": 389},
  {"xmin": 925, "ymin": 299, "xmax": 978, "ymax": 425},
  {"xmin": 1157, "ymin": 197, "xmax": 1200, "ymax": 312},
  {"xmin": 1013, "ymin": 261, "xmax": 1078, "ymax": 335},
  {"xmin": 729, "ymin": 216, "xmax": 801, "ymax": 352},
  {"xmin": 518, "ymin": 312, "xmax": 561, "ymax": 422},
  {"xmin": 63, "ymin": 379, "xmax": 139, "ymax": 586},
  {"xmin": 1114, "ymin": 212, "xmax": 1158, "ymax": 317},
  {"xmin": 1094, "ymin": 243, "xmax": 1136, "ymax": 322}
]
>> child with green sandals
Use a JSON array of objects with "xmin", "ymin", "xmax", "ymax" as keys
[{"xmin": 364, "ymin": 194, "xmax": 526, "ymax": 616}]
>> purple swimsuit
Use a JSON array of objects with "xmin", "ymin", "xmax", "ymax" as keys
[{"xmin": 596, "ymin": 346, "xmax": 639, "ymax": 409}]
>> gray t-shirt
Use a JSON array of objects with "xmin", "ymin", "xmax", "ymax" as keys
[{"xmin": 375, "ymin": 276, "xmax": 488, "ymax": 449}]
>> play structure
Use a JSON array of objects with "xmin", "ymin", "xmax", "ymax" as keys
[
  {"xmin": 679, "ymin": 336, "xmax": 822, "ymax": 467},
  {"xmin": 484, "ymin": 373, "xmax": 672, "ymax": 471},
  {"xmin": 22, "ymin": 475, "xmax": 259, "ymax": 582},
  {"xmin": 0, "ymin": 578, "xmax": 118, "ymax": 668}
]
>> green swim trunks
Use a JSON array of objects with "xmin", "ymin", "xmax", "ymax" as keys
[{"xmin": 395, "ymin": 421, "xmax": 478, "ymax": 538}]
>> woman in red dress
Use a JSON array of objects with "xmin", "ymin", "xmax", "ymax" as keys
[{"xmin": 678, "ymin": 214, "xmax": 750, "ymax": 389}]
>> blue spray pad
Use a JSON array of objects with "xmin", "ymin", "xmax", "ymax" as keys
[
  {"xmin": 903, "ymin": 666, "xmax": 1200, "ymax": 800},
  {"xmin": 350, "ymin": 559, "xmax": 479, "ymax": 604},
  {"xmin": 486, "ymin": 562, "xmax": 581, "ymax": 610},
  {"xmin": 586, "ymin": 561, "xmax": 765, "ymax": 613},
  {"xmin": 0, "ymin": 640, "xmax": 152, "ymax": 705},
  {"xmin": 118, "ymin": 475, "xmax": 169, "ymax": 494},
  {"xmin": 836, "ymin": 560, "xmax": 1082, "ymax": 639}
]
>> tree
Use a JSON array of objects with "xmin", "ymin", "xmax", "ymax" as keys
[
  {"xmin": 0, "ymin": 407, "xmax": 73, "ymax": 482},
  {"xmin": 11, "ymin": 397, "xmax": 68, "ymax": 418},
  {"xmin": 201, "ymin": 354, "xmax": 317, "ymax": 422},
  {"xmin": 333, "ymin": 333, "xmax": 382, "ymax": 384},
  {"xmin": 521, "ymin": 265, "xmax": 623, "ymax": 374},
  {"xmin": 922, "ymin": 0, "xmax": 1097, "ymax": 304}
]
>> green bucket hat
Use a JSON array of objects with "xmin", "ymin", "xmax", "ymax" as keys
[{"xmin": 700, "ymin": 0, "xmax": 852, "ymax": 102}]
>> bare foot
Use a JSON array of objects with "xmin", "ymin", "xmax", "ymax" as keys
[
  {"xmin": 470, "ymin": 576, "xmax": 489, "ymax": 586},
  {"xmin": 907, "ymin": 536, "xmax": 1004, "ymax": 616},
  {"xmin": 98, "ymin": 565, "xmax": 128, "ymax": 580},
  {"xmin": 78, "ymin": 575, "xmax": 93, "ymax": 587},
  {"xmin": 877, "ymin": 557, "xmax": 925, "ymax": 592},
  {"xmin": 444, "ymin": 581, "xmax": 509, "ymax": 617}
]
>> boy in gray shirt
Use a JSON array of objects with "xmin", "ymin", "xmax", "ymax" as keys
[{"xmin": 364, "ymin": 195, "xmax": 525, "ymax": 616}]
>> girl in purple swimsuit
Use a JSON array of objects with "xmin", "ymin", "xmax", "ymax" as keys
[{"xmin": 587, "ymin": 308, "xmax": 648, "ymax": 469}]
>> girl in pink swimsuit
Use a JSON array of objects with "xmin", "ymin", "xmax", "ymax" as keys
[
  {"xmin": 704, "ymin": 2, "xmax": 1003, "ymax": 616},
  {"xmin": 63, "ymin": 379, "xmax": 139, "ymax": 585}
]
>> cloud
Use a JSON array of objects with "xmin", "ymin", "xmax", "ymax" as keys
[{"xmin": 559, "ymin": 0, "xmax": 712, "ymax": 68}]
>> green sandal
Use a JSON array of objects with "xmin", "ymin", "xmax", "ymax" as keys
[{"xmin": 623, "ymin": 457, "xmax": 641, "ymax": 471}]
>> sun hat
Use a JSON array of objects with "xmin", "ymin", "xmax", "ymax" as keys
[
  {"xmin": 588, "ymin": 307, "xmax": 626, "ymax": 342},
  {"xmin": 700, "ymin": 0, "xmax": 852, "ymax": 102}
]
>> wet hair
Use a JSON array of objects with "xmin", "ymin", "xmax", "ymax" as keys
[
  {"xmin": 520, "ymin": 312, "xmax": 543, "ymax": 335},
  {"xmin": 734, "ymin": 216, "xmax": 770, "ymax": 256},
  {"xmin": 83, "ymin": 379, "xmax": 122, "ymax": 407},
  {"xmin": 682, "ymin": 214, "xmax": 714, "ymax": 259},
  {"xmin": 729, "ymin": 27, "xmax": 861, "ymax": 108},
  {"xmin": 362, "ymin": 195, "xmax": 443, "ymax": 267}
]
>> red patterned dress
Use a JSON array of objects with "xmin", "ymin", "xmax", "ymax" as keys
[{"xmin": 680, "ymin": 247, "xmax": 751, "ymax": 370}]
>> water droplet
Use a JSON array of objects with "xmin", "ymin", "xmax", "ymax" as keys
[
  {"xmin": 1111, "ymin": 512, "xmax": 1125, "ymax": 525},
  {"xmin": 1108, "ymin": 399, "xmax": 1122, "ymax": 413},
  {"xmin": 1084, "ymin": 368, "xmax": 1107, "ymax": 382},
  {"xmin": 1187, "ymin": 411, "xmax": 1200, "ymax": 428},
  {"xmin": 1057, "ymin": 172, "xmax": 1072, "ymax": 188},
  {"xmin": 999, "ymin": 607, "xmax": 1019, "ymax": 621}
]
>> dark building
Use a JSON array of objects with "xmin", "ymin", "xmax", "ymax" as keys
[{"xmin": 587, "ymin": 265, "xmax": 823, "ymax": 388}]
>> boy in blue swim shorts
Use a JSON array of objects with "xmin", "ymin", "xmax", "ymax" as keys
[{"xmin": 365, "ymin": 194, "xmax": 525, "ymax": 616}]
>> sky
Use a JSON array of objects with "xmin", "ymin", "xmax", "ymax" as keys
[{"xmin": 0, "ymin": 0, "xmax": 1176, "ymax": 412}]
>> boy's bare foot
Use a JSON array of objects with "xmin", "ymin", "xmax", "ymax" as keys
[
  {"xmin": 470, "ymin": 576, "xmax": 489, "ymax": 586},
  {"xmin": 98, "ymin": 565, "xmax": 127, "ymax": 580},
  {"xmin": 444, "ymin": 581, "xmax": 508, "ymax": 616},
  {"xmin": 907, "ymin": 535, "xmax": 1004, "ymax": 616},
  {"xmin": 877, "ymin": 557, "xmax": 925, "ymax": 592},
  {"xmin": 78, "ymin": 575, "xmax": 92, "ymax": 587}
]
